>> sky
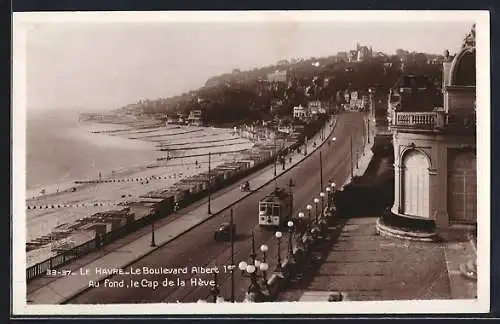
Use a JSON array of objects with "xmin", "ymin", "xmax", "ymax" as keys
[{"xmin": 18, "ymin": 15, "xmax": 474, "ymax": 113}]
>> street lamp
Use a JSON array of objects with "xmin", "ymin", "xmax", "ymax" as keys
[
  {"xmin": 273, "ymin": 132, "xmax": 277, "ymax": 177},
  {"xmin": 298, "ymin": 211, "xmax": 305, "ymax": 238},
  {"xmin": 325, "ymin": 187, "xmax": 331, "ymax": 209},
  {"xmin": 150, "ymin": 219, "xmax": 156, "ymax": 247},
  {"xmin": 330, "ymin": 137, "xmax": 337, "ymax": 150},
  {"xmin": 319, "ymin": 192, "xmax": 325, "ymax": 217},
  {"xmin": 275, "ymin": 231, "xmax": 283, "ymax": 272},
  {"xmin": 311, "ymin": 227, "xmax": 320, "ymax": 241},
  {"xmin": 260, "ymin": 244, "xmax": 269, "ymax": 282},
  {"xmin": 319, "ymin": 150, "xmax": 324, "ymax": 191},
  {"xmin": 287, "ymin": 221, "xmax": 294, "ymax": 260},
  {"xmin": 245, "ymin": 263, "xmax": 260, "ymax": 296},
  {"xmin": 208, "ymin": 151, "xmax": 212, "ymax": 215},
  {"xmin": 306, "ymin": 204, "xmax": 313, "ymax": 226},
  {"xmin": 210, "ymin": 272, "xmax": 219, "ymax": 303},
  {"xmin": 238, "ymin": 260, "xmax": 265, "ymax": 302},
  {"xmin": 313, "ymin": 198, "xmax": 320, "ymax": 224}
]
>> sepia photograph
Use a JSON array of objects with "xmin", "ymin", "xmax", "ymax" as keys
[{"xmin": 12, "ymin": 10, "xmax": 490, "ymax": 315}]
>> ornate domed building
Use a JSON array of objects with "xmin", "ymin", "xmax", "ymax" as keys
[{"xmin": 378, "ymin": 25, "xmax": 477, "ymax": 240}]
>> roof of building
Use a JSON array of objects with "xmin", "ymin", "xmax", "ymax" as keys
[
  {"xmin": 449, "ymin": 47, "xmax": 476, "ymax": 86},
  {"xmin": 392, "ymin": 74, "xmax": 437, "ymax": 91}
]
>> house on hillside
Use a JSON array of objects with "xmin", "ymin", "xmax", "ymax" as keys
[
  {"xmin": 267, "ymin": 70, "xmax": 288, "ymax": 83},
  {"xmin": 307, "ymin": 100, "xmax": 328, "ymax": 115},
  {"xmin": 270, "ymin": 99, "xmax": 283, "ymax": 115},
  {"xmin": 165, "ymin": 114, "xmax": 178, "ymax": 125},
  {"xmin": 187, "ymin": 110, "xmax": 203, "ymax": 126},
  {"xmin": 293, "ymin": 104, "xmax": 308, "ymax": 120},
  {"xmin": 177, "ymin": 113, "xmax": 188, "ymax": 125}
]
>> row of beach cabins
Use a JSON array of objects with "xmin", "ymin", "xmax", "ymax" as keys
[{"xmin": 26, "ymin": 140, "xmax": 296, "ymax": 281}]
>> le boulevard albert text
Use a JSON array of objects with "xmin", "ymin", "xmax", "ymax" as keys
[{"xmin": 83, "ymin": 266, "xmax": 233, "ymax": 289}]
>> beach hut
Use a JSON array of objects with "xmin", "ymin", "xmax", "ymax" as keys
[{"xmin": 127, "ymin": 200, "xmax": 156, "ymax": 221}]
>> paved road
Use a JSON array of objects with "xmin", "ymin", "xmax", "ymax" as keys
[
  {"xmin": 27, "ymin": 114, "xmax": 336, "ymax": 304},
  {"xmin": 66, "ymin": 112, "xmax": 366, "ymax": 304}
]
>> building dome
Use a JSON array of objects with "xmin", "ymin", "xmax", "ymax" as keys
[{"xmin": 449, "ymin": 47, "xmax": 476, "ymax": 86}]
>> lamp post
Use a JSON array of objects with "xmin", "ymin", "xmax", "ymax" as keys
[
  {"xmin": 230, "ymin": 209, "xmax": 235, "ymax": 303},
  {"xmin": 313, "ymin": 198, "xmax": 320, "ymax": 224},
  {"xmin": 311, "ymin": 227, "xmax": 320, "ymax": 241},
  {"xmin": 331, "ymin": 137, "xmax": 337, "ymax": 150},
  {"xmin": 350, "ymin": 135, "xmax": 354, "ymax": 180},
  {"xmin": 150, "ymin": 219, "xmax": 156, "ymax": 247},
  {"xmin": 325, "ymin": 187, "xmax": 331, "ymax": 209},
  {"xmin": 319, "ymin": 192, "xmax": 325, "ymax": 217},
  {"xmin": 238, "ymin": 231, "xmax": 265, "ymax": 302},
  {"xmin": 298, "ymin": 211, "xmax": 305, "ymax": 238},
  {"xmin": 306, "ymin": 204, "xmax": 313, "ymax": 227},
  {"xmin": 244, "ymin": 262, "xmax": 259, "ymax": 297},
  {"xmin": 273, "ymin": 132, "xmax": 277, "ymax": 177},
  {"xmin": 289, "ymin": 178, "xmax": 295, "ymax": 213},
  {"xmin": 367, "ymin": 117, "xmax": 371, "ymax": 144},
  {"xmin": 319, "ymin": 150, "xmax": 324, "ymax": 191},
  {"xmin": 208, "ymin": 151, "xmax": 212, "ymax": 215},
  {"xmin": 304, "ymin": 136, "xmax": 308, "ymax": 156},
  {"xmin": 260, "ymin": 244, "xmax": 269, "ymax": 282},
  {"xmin": 275, "ymin": 231, "xmax": 283, "ymax": 273},
  {"xmin": 210, "ymin": 272, "xmax": 219, "ymax": 303},
  {"xmin": 287, "ymin": 221, "xmax": 294, "ymax": 260}
]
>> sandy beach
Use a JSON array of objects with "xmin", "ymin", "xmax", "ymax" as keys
[{"xmin": 25, "ymin": 113, "xmax": 259, "ymax": 267}]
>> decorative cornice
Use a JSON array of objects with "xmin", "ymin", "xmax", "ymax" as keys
[{"xmin": 444, "ymin": 85, "xmax": 476, "ymax": 92}]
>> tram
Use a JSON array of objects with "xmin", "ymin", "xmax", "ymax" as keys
[{"xmin": 258, "ymin": 187, "xmax": 293, "ymax": 227}]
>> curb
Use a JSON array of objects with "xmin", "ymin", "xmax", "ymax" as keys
[
  {"xmin": 60, "ymin": 116, "xmax": 338, "ymax": 304},
  {"xmin": 375, "ymin": 218, "xmax": 437, "ymax": 242}
]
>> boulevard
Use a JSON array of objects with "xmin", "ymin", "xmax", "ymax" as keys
[{"xmin": 66, "ymin": 112, "xmax": 366, "ymax": 304}]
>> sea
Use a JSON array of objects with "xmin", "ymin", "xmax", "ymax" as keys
[{"xmin": 26, "ymin": 109, "xmax": 162, "ymax": 198}]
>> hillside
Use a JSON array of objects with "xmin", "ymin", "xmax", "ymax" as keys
[{"xmin": 111, "ymin": 51, "xmax": 444, "ymax": 126}]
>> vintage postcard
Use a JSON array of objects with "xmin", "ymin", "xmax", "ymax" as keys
[{"xmin": 12, "ymin": 10, "xmax": 490, "ymax": 315}]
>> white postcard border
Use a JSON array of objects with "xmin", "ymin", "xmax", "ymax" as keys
[{"xmin": 12, "ymin": 10, "xmax": 491, "ymax": 315}]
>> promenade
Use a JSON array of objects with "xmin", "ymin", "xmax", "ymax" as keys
[
  {"xmin": 278, "ymin": 154, "xmax": 477, "ymax": 302},
  {"xmin": 26, "ymin": 115, "xmax": 340, "ymax": 304}
]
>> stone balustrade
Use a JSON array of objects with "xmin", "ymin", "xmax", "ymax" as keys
[{"xmin": 392, "ymin": 111, "xmax": 445, "ymax": 130}]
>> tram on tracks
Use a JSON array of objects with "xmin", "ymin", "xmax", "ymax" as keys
[{"xmin": 258, "ymin": 187, "xmax": 293, "ymax": 227}]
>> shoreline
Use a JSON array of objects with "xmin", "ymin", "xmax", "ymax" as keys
[
  {"xmin": 25, "ymin": 112, "xmax": 268, "ymax": 266},
  {"xmin": 26, "ymin": 113, "xmax": 251, "ymax": 200}
]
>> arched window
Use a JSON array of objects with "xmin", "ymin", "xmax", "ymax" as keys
[{"xmin": 402, "ymin": 150, "xmax": 430, "ymax": 218}]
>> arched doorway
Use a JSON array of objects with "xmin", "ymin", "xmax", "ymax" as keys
[
  {"xmin": 448, "ymin": 150, "xmax": 477, "ymax": 224},
  {"xmin": 402, "ymin": 150, "xmax": 430, "ymax": 218}
]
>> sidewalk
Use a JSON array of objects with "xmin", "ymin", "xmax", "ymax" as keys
[
  {"xmin": 280, "ymin": 217, "xmax": 452, "ymax": 301},
  {"xmin": 343, "ymin": 113, "xmax": 376, "ymax": 186},
  {"xmin": 26, "ymin": 116, "xmax": 338, "ymax": 304},
  {"xmin": 280, "ymin": 217, "xmax": 476, "ymax": 301},
  {"xmin": 278, "ymin": 148, "xmax": 477, "ymax": 302}
]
